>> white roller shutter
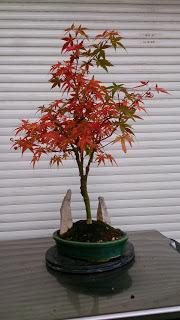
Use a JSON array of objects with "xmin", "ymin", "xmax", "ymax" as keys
[{"xmin": 0, "ymin": 0, "xmax": 180, "ymax": 241}]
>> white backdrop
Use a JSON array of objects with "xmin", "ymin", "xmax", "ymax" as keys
[{"xmin": 0, "ymin": 0, "xmax": 180, "ymax": 241}]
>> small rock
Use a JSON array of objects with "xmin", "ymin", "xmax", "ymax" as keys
[
  {"xmin": 60, "ymin": 189, "xmax": 73, "ymax": 235},
  {"xmin": 97, "ymin": 196, "xmax": 111, "ymax": 225}
]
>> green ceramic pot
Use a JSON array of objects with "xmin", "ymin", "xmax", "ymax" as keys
[{"xmin": 53, "ymin": 231, "xmax": 128, "ymax": 262}]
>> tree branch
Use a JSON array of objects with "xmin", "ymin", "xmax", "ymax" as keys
[{"xmin": 71, "ymin": 144, "xmax": 84, "ymax": 176}]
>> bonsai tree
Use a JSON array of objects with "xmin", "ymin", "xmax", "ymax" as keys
[{"xmin": 13, "ymin": 24, "xmax": 167, "ymax": 230}]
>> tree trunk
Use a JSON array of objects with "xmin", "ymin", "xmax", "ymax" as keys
[
  {"xmin": 73, "ymin": 147, "xmax": 93, "ymax": 224},
  {"xmin": 80, "ymin": 175, "xmax": 92, "ymax": 224}
]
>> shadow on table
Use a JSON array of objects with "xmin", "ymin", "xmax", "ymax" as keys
[{"xmin": 46, "ymin": 261, "xmax": 133, "ymax": 296}]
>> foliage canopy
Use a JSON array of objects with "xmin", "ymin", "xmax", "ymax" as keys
[{"xmin": 13, "ymin": 24, "xmax": 167, "ymax": 223}]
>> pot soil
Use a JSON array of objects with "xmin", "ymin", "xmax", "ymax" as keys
[{"xmin": 60, "ymin": 220, "xmax": 124, "ymax": 242}]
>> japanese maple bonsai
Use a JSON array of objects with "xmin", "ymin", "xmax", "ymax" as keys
[{"xmin": 13, "ymin": 24, "xmax": 167, "ymax": 262}]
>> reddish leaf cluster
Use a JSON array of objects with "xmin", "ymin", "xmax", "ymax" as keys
[
  {"xmin": 13, "ymin": 24, "xmax": 168, "ymax": 169},
  {"xmin": 12, "ymin": 24, "xmax": 168, "ymax": 222}
]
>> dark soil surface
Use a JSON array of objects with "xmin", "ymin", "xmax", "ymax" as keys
[{"xmin": 59, "ymin": 220, "xmax": 124, "ymax": 243}]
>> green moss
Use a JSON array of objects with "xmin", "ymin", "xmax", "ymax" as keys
[{"xmin": 60, "ymin": 220, "xmax": 124, "ymax": 243}]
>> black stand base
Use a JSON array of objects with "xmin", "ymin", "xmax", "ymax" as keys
[{"xmin": 45, "ymin": 241, "xmax": 135, "ymax": 274}]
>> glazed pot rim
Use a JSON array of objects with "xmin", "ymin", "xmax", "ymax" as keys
[{"xmin": 53, "ymin": 230, "xmax": 128, "ymax": 247}]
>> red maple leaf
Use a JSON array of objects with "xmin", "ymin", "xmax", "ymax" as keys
[{"xmin": 155, "ymin": 84, "xmax": 169, "ymax": 94}]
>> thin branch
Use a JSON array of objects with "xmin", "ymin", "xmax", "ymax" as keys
[
  {"xmin": 51, "ymin": 148, "xmax": 73, "ymax": 153},
  {"xmin": 99, "ymin": 140, "xmax": 113, "ymax": 150},
  {"xmin": 98, "ymin": 127, "xmax": 117, "ymax": 143}
]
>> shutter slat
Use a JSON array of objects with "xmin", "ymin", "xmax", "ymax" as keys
[
  {"xmin": 1, "ymin": 55, "xmax": 180, "ymax": 65},
  {"xmin": 1, "ymin": 0, "xmax": 180, "ymax": 4},
  {"xmin": 1, "ymin": 3, "xmax": 180, "ymax": 14},
  {"xmin": 1, "ymin": 92, "xmax": 180, "ymax": 101},
  {"xmin": 1, "ymin": 148, "xmax": 180, "ymax": 162},
  {"xmin": 0, "ymin": 156, "xmax": 180, "ymax": 170},
  {"xmin": 2, "ymin": 47, "xmax": 180, "ymax": 56},
  {"xmin": 2, "ymin": 38, "xmax": 180, "ymax": 48},
  {"xmin": 0, "ymin": 164, "xmax": 180, "ymax": 179},
  {"xmin": 1, "ymin": 82, "xmax": 180, "ymax": 92},
  {"xmin": 1, "ymin": 220, "xmax": 180, "ymax": 233},
  {"xmin": 0, "ymin": 191, "xmax": 180, "ymax": 206},
  {"xmin": 1, "ymin": 199, "xmax": 180, "ymax": 215},
  {"xmin": 1, "ymin": 207, "xmax": 180, "ymax": 223},
  {"xmin": 1, "ymin": 20, "xmax": 180, "ymax": 30},
  {"xmin": 2, "ymin": 64, "xmax": 180, "ymax": 73},
  {"xmin": 1, "ymin": 99, "xmax": 180, "ymax": 109},
  {"xmin": 2, "ymin": 73, "xmax": 180, "ymax": 83},
  {"xmin": 1, "ymin": 12, "xmax": 180, "ymax": 22},
  {"xmin": 2, "ymin": 138, "xmax": 180, "ymax": 150},
  {"xmin": 0, "ymin": 172, "xmax": 180, "ymax": 188},
  {"xmin": 1, "ymin": 108, "xmax": 180, "ymax": 121},
  {"xmin": 1, "ymin": 197, "xmax": 180, "ymax": 211},
  {"xmin": 1, "ymin": 181, "xmax": 180, "ymax": 198},
  {"xmin": 1, "ymin": 30, "xmax": 180, "ymax": 39},
  {"xmin": 1, "ymin": 206, "xmax": 180, "ymax": 222},
  {"xmin": 1, "ymin": 132, "xmax": 180, "ymax": 144}
]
